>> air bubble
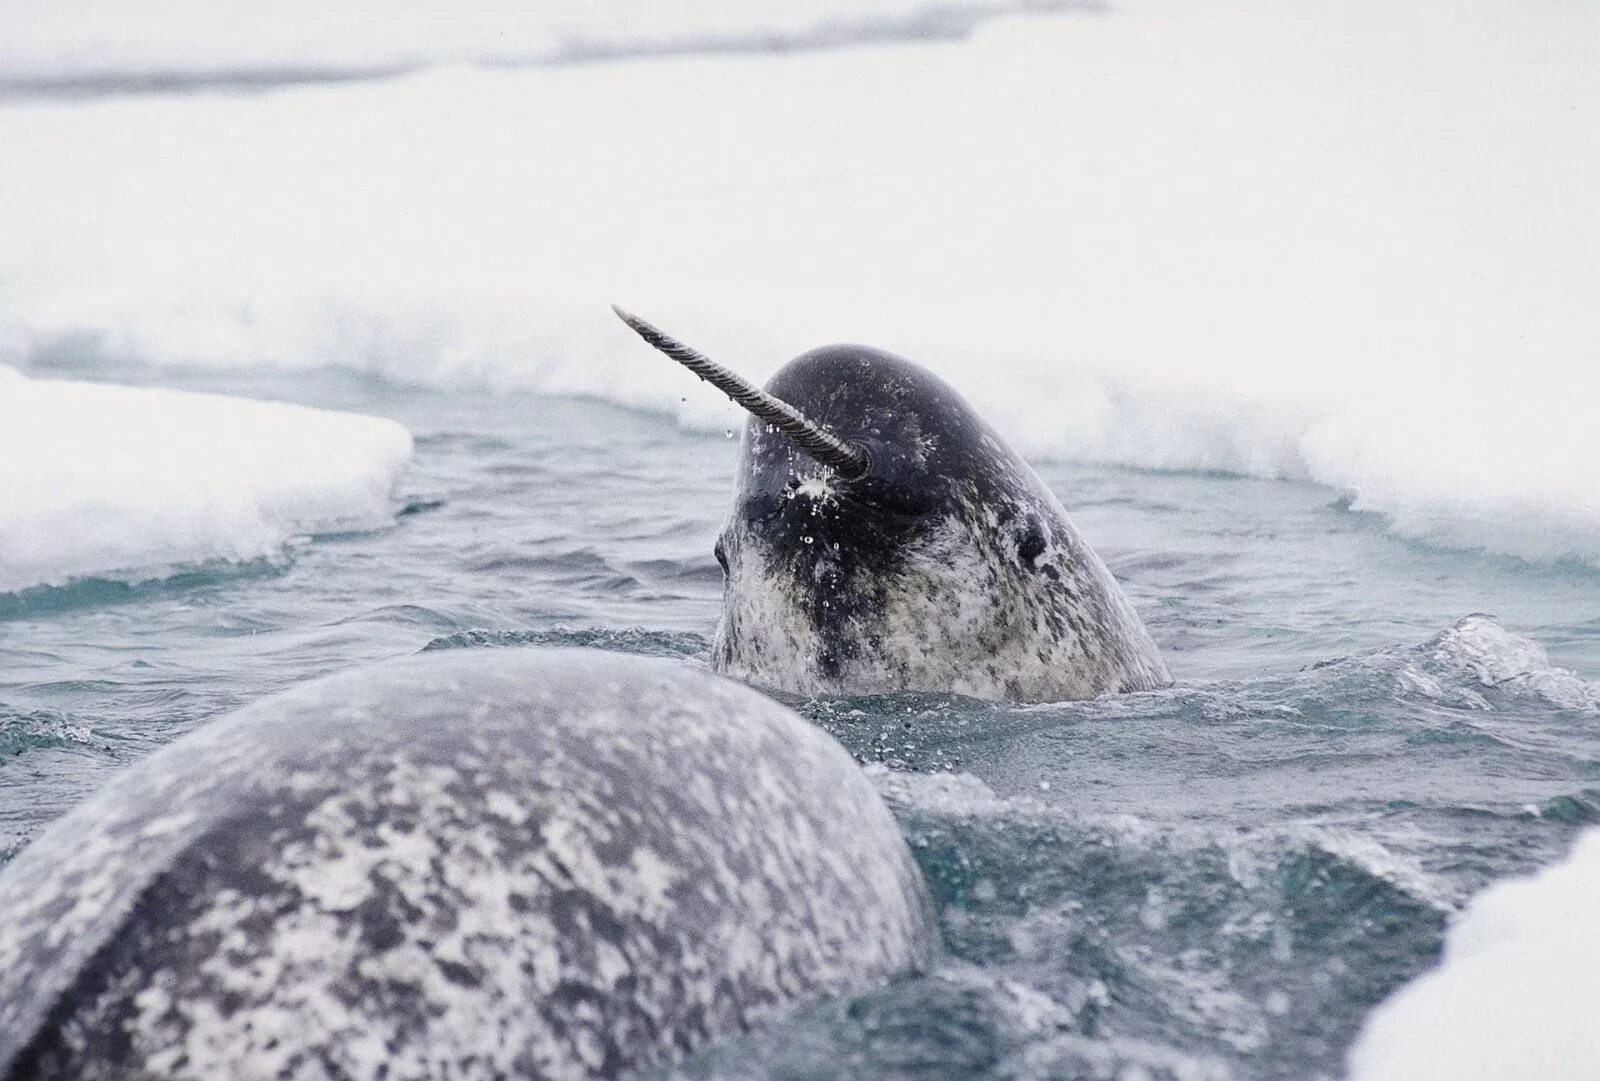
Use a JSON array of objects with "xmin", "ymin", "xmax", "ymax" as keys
[
  {"xmin": 724, "ymin": 429, "xmax": 734, "ymax": 439},
  {"xmin": 803, "ymin": 536, "xmax": 814, "ymax": 544}
]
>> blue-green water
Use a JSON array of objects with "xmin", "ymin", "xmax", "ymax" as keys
[{"xmin": 3, "ymin": 366, "xmax": 1598, "ymax": 1080}]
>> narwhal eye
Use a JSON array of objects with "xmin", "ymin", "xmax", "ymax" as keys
[
  {"xmin": 1017, "ymin": 522, "xmax": 1047, "ymax": 567},
  {"xmin": 713, "ymin": 538, "xmax": 730, "ymax": 573}
]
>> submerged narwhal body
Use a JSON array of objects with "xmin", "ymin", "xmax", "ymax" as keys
[
  {"xmin": 615, "ymin": 308, "xmax": 1171, "ymax": 703},
  {"xmin": 0, "ymin": 649, "xmax": 935, "ymax": 1081}
]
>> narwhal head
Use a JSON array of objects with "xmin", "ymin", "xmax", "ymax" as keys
[{"xmin": 613, "ymin": 306, "xmax": 1172, "ymax": 702}]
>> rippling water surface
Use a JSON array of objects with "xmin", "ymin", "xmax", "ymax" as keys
[{"xmin": 3, "ymin": 366, "xmax": 1598, "ymax": 1080}]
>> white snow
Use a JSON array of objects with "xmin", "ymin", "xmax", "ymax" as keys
[
  {"xmin": 0, "ymin": 0, "xmax": 1595, "ymax": 565},
  {"xmin": 0, "ymin": 368, "xmax": 413, "ymax": 592},
  {"xmin": 1347, "ymin": 828, "xmax": 1600, "ymax": 1081},
  {"xmin": 0, "ymin": 0, "xmax": 1072, "ymax": 83}
]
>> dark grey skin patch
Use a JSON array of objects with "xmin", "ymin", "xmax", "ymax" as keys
[
  {"xmin": 713, "ymin": 345, "xmax": 1172, "ymax": 703},
  {"xmin": 0, "ymin": 648, "xmax": 937, "ymax": 1081}
]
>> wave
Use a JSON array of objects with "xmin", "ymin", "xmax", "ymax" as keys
[
  {"xmin": 0, "ymin": 369, "xmax": 413, "ymax": 594},
  {"xmin": 850, "ymin": 768, "xmax": 1451, "ymax": 1081},
  {"xmin": 0, "ymin": 559, "xmax": 288, "ymax": 622},
  {"xmin": 0, "ymin": 708, "xmax": 106, "ymax": 758},
  {"xmin": 1, "ymin": 0, "xmax": 1594, "ymax": 568},
  {"xmin": 421, "ymin": 626, "xmax": 709, "ymax": 659}
]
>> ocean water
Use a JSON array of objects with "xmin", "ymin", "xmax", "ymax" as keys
[
  {"xmin": 3, "ymin": 363, "xmax": 1598, "ymax": 1080},
  {"xmin": 2, "ymin": 2, "xmax": 1599, "ymax": 1078}
]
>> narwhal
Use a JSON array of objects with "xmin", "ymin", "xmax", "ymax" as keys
[
  {"xmin": 0, "ymin": 648, "xmax": 936, "ymax": 1081},
  {"xmin": 613, "ymin": 306, "xmax": 1171, "ymax": 703}
]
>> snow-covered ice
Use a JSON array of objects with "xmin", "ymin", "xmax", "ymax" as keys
[
  {"xmin": 0, "ymin": 0, "xmax": 1594, "ymax": 569},
  {"xmin": 0, "ymin": 368, "xmax": 412, "ymax": 593},
  {"xmin": 0, "ymin": 0, "xmax": 1071, "ymax": 85},
  {"xmin": 1347, "ymin": 828, "xmax": 1600, "ymax": 1081}
]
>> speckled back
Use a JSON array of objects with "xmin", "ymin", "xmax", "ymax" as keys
[{"xmin": 0, "ymin": 648, "xmax": 936, "ymax": 1081}]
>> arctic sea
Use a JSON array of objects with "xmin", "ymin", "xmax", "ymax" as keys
[{"xmin": 2, "ymin": 1, "xmax": 1598, "ymax": 1078}]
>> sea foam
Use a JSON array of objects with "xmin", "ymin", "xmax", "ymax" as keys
[
  {"xmin": 1347, "ymin": 828, "xmax": 1600, "ymax": 1081},
  {"xmin": 0, "ymin": 368, "xmax": 412, "ymax": 593},
  {"xmin": 0, "ymin": 0, "xmax": 1594, "ymax": 567}
]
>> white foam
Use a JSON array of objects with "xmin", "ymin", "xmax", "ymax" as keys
[
  {"xmin": 1347, "ymin": 829, "xmax": 1600, "ymax": 1081},
  {"xmin": 0, "ymin": 368, "xmax": 413, "ymax": 593},
  {"xmin": 1417, "ymin": 615, "xmax": 1600, "ymax": 712},
  {"xmin": 0, "ymin": 0, "xmax": 1595, "ymax": 566}
]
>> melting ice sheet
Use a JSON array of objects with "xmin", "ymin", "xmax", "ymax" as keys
[{"xmin": 0, "ymin": 367, "xmax": 412, "ymax": 593}]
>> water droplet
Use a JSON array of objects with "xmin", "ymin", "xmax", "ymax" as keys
[{"xmin": 724, "ymin": 429, "xmax": 734, "ymax": 439}]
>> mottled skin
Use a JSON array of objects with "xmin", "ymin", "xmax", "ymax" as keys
[
  {"xmin": 0, "ymin": 649, "xmax": 936, "ymax": 1081},
  {"xmin": 713, "ymin": 346, "xmax": 1171, "ymax": 703}
]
